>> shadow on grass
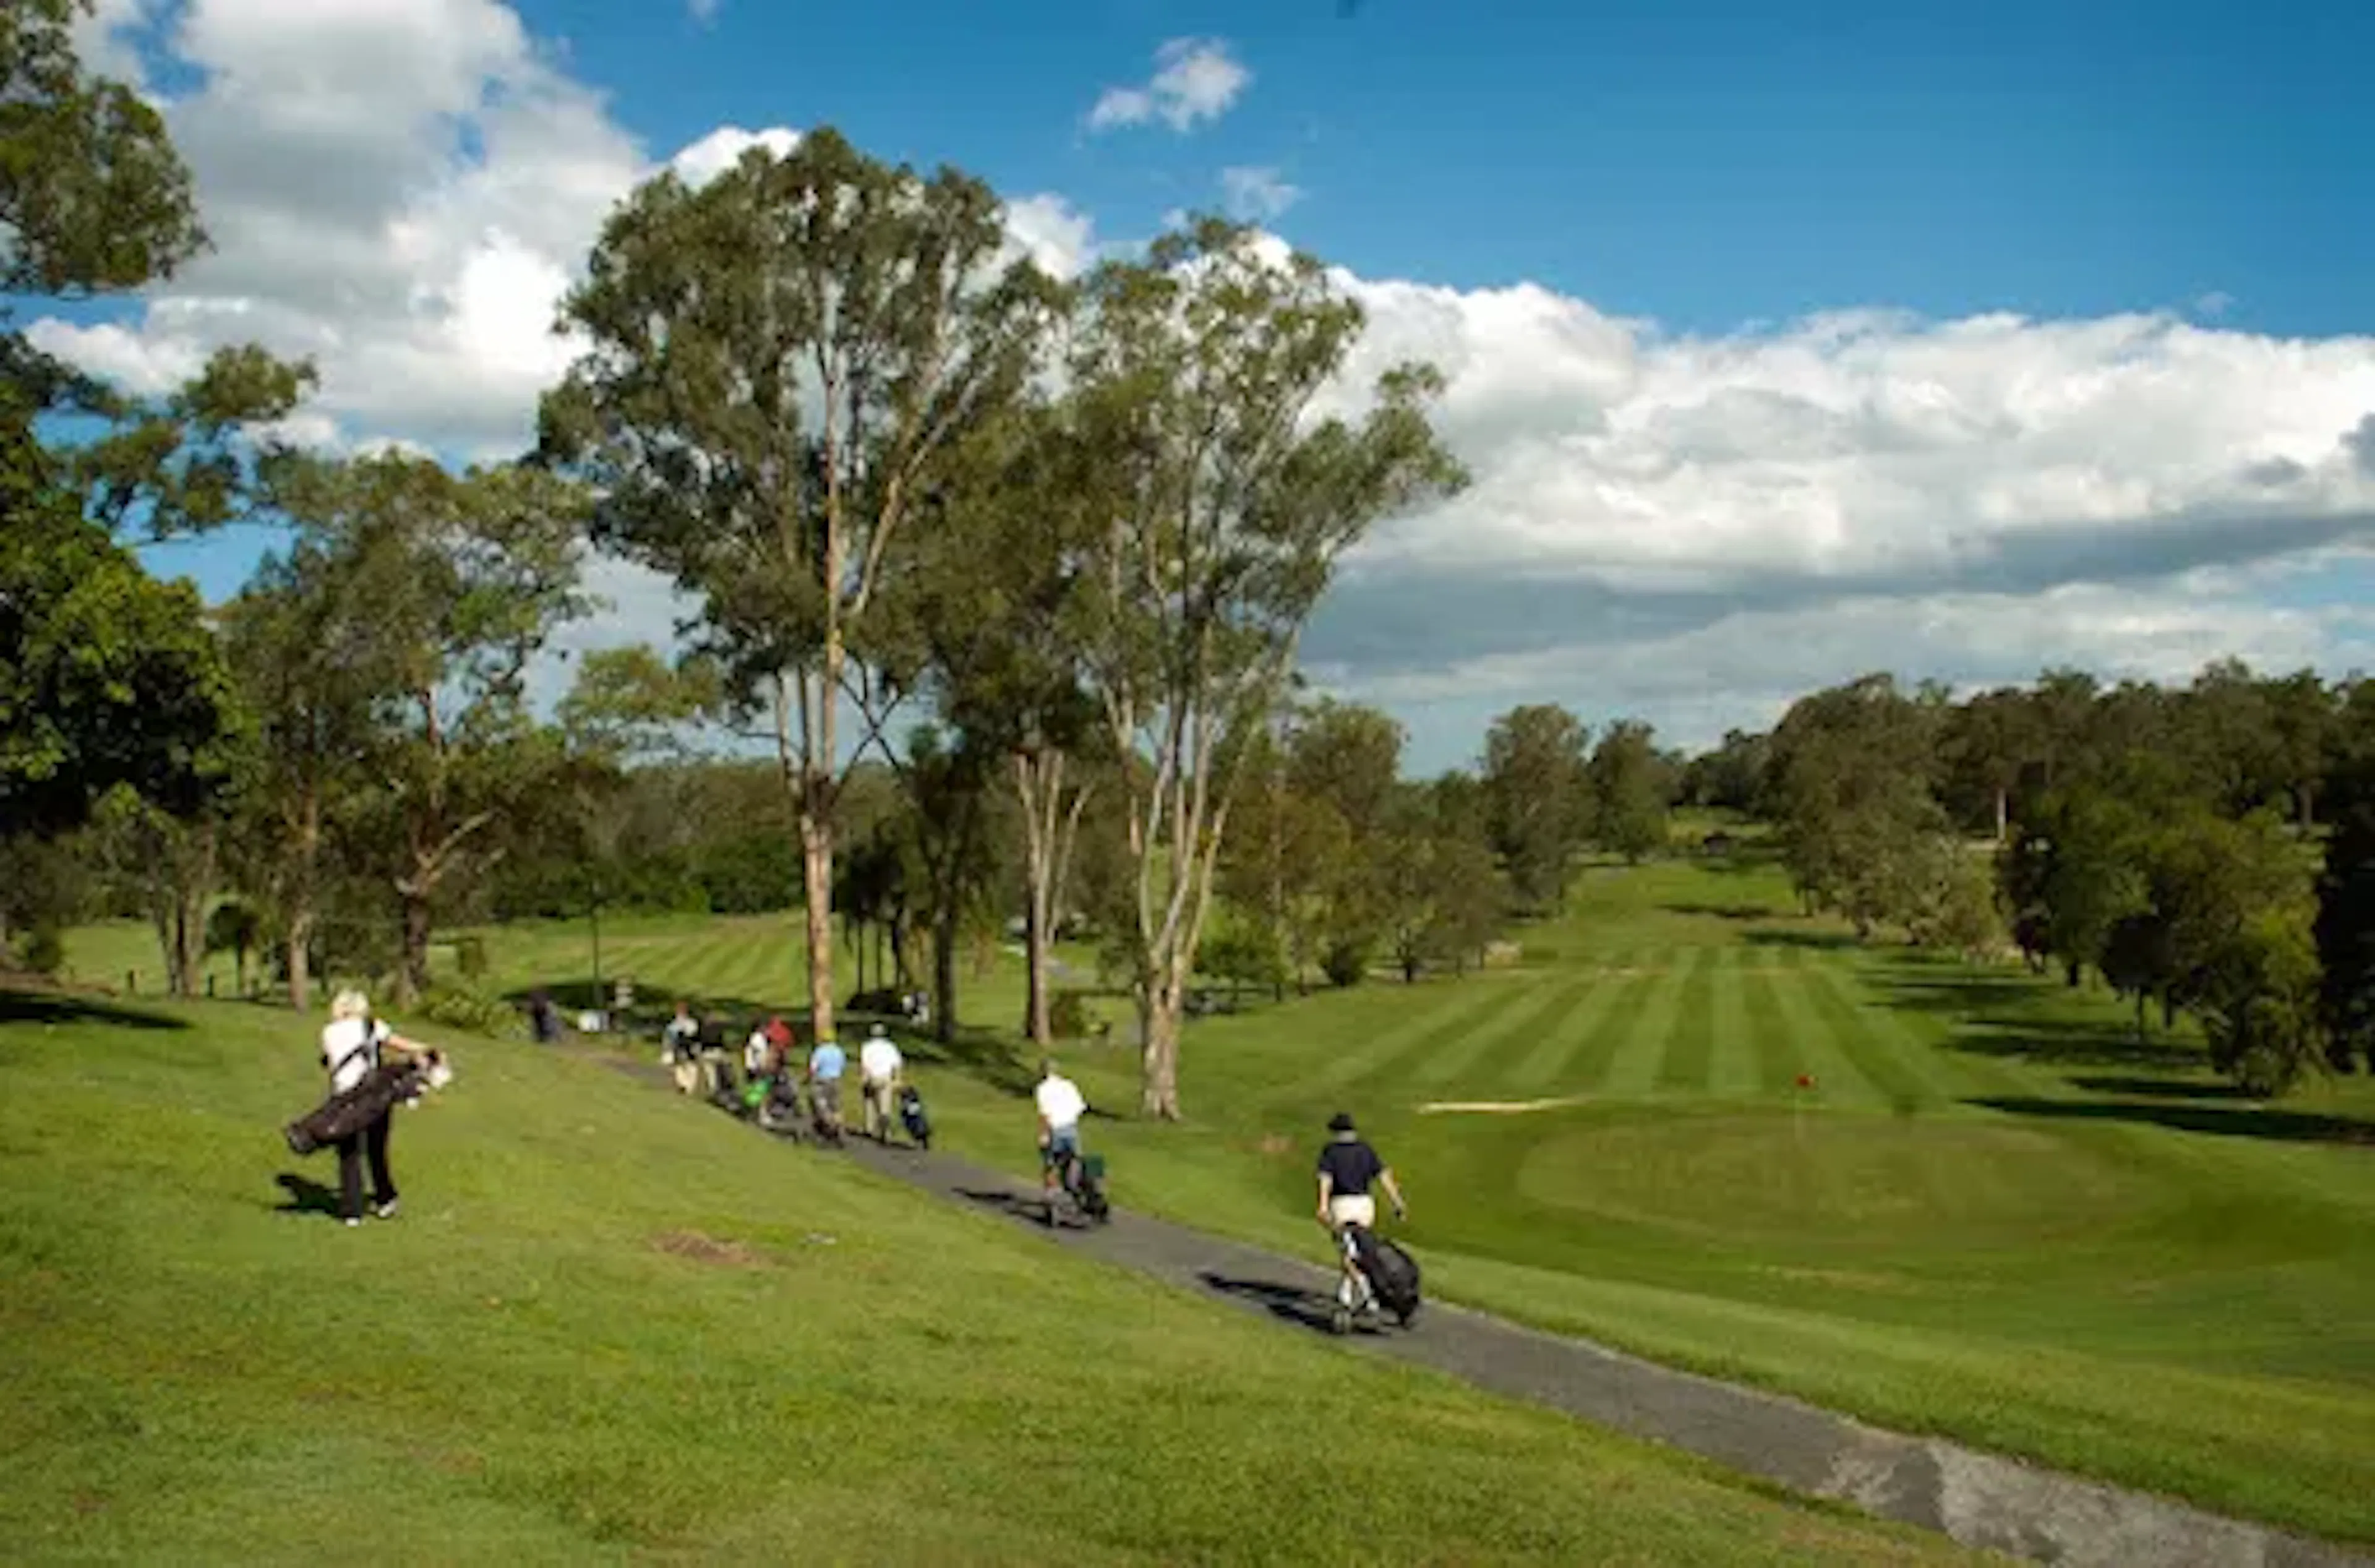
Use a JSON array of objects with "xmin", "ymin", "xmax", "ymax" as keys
[
  {"xmin": 956, "ymin": 1185, "xmax": 1101, "ymax": 1233},
  {"xmin": 1740, "ymin": 928, "xmax": 1862, "ymax": 952},
  {"xmin": 1663, "ymin": 902, "xmax": 1792, "ymax": 922},
  {"xmin": 1198, "ymin": 1271, "xmax": 1343, "ymax": 1333},
  {"xmin": 2068, "ymin": 1074, "xmax": 2254, "ymax": 1102},
  {"xmin": 0, "ymin": 988, "xmax": 190, "ymax": 1032},
  {"xmin": 1969, "ymin": 1096, "xmax": 2375, "ymax": 1148},
  {"xmin": 272, "ymin": 1172, "xmax": 343, "ymax": 1218},
  {"xmin": 926, "ymin": 1026, "xmax": 1036, "ymax": 1097},
  {"xmin": 1863, "ymin": 961, "xmax": 2209, "ymax": 1073},
  {"xmin": 1871, "ymin": 962, "xmax": 2052, "ymax": 1018},
  {"xmin": 1688, "ymin": 847, "xmax": 1787, "ymax": 878}
]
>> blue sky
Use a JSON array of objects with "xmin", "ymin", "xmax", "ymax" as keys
[
  {"xmin": 49, "ymin": 0, "xmax": 2375, "ymax": 769},
  {"xmin": 523, "ymin": 0, "xmax": 2371, "ymax": 338}
]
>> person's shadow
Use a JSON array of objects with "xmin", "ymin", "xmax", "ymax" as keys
[
  {"xmin": 1199, "ymin": 1272, "xmax": 1343, "ymax": 1334},
  {"xmin": 273, "ymin": 1172, "xmax": 343, "ymax": 1218}
]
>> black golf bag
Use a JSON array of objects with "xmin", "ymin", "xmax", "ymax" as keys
[
  {"xmin": 898, "ymin": 1084, "xmax": 931, "ymax": 1149},
  {"xmin": 753, "ymin": 1073, "xmax": 805, "ymax": 1138},
  {"xmin": 1348, "ymin": 1225, "xmax": 1422, "ymax": 1325},
  {"xmin": 285, "ymin": 1060, "xmax": 424, "ymax": 1156},
  {"xmin": 1065, "ymin": 1151, "xmax": 1110, "ymax": 1223}
]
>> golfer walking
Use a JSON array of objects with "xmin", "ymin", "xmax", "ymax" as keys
[{"xmin": 318, "ymin": 990, "xmax": 426, "ymax": 1227}]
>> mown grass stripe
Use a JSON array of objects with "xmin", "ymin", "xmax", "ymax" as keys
[
  {"xmin": 1842, "ymin": 958, "xmax": 2066, "ymax": 1104},
  {"xmin": 1411, "ymin": 975, "xmax": 1585, "ymax": 1089},
  {"xmin": 1794, "ymin": 956, "xmax": 1933, "ymax": 1113},
  {"xmin": 1758, "ymin": 952, "xmax": 1882, "ymax": 1108},
  {"xmin": 1281, "ymin": 982, "xmax": 1494, "ymax": 1102},
  {"xmin": 1818, "ymin": 956, "xmax": 2031, "ymax": 1107},
  {"xmin": 1706, "ymin": 946, "xmax": 1761, "ymax": 1099},
  {"xmin": 1655, "ymin": 945, "xmax": 1719, "ymax": 1096},
  {"xmin": 1601, "ymin": 948, "xmax": 1697, "ymax": 1098},
  {"xmin": 1504, "ymin": 961, "xmax": 1659, "ymax": 1094},
  {"xmin": 1443, "ymin": 970, "xmax": 1604, "ymax": 1095}
]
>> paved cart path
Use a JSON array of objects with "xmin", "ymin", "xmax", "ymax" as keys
[{"xmin": 593, "ymin": 1049, "xmax": 2366, "ymax": 1568}]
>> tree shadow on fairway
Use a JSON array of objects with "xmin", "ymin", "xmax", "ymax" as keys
[
  {"xmin": 272, "ymin": 1172, "xmax": 344, "ymax": 1218},
  {"xmin": 1968, "ymin": 1096, "xmax": 2375, "ymax": 1149},
  {"xmin": 1939, "ymin": 1018, "xmax": 2202, "ymax": 1071},
  {"xmin": 1870, "ymin": 960, "xmax": 2050, "ymax": 1019},
  {"xmin": 0, "ymin": 987, "xmax": 191, "ymax": 1032},
  {"xmin": 1865, "ymin": 961, "xmax": 2206, "ymax": 1072},
  {"xmin": 2068, "ymin": 1074, "xmax": 2256, "ymax": 1102},
  {"xmin": 925, "ymin": 1025, "xmax": 1036, "ymax": 1098},
  {"xmin": 1739, "ymin": 928, "xmax": 1862, "ymax": 952},
  {"xmin": 1198, "ymin": 1271, "xmax": 1342, "ymax": 1334},
  {"xmin": 1662, "ymin": 901, "xmax": 1792, "ymax": 922}
]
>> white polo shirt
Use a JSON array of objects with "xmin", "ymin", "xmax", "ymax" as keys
[
  {"xmin": 1034, "ymin": 1073, "xmax": 1086, "ymax": 1133},
  {"xmin": 860, "ymin": 1035, "xmax": 902, "ymax": 1085},
  {"xmin": 320, "ymin": 1017, "xmax": 391, "ymax": 1094}
]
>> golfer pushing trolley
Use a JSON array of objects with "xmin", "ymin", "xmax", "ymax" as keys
[{"xmin": 1316, "ymin": 1111, "xmax": 1419, "ymax": 1332}]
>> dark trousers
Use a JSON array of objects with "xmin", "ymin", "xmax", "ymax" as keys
[{"xmin": 335, "ymin": 1110, "xmax": 396, "ymax": 1220}]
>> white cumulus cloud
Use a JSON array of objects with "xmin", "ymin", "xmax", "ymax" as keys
[
  {"xmin": 1085, "ymin": 38, "xmax": 1249, "ymax": 134},
  {"xmin": 1220, "ymin": 166, "xmax": 1301, "ymax": 221},
  {"xmin": 669, "ymin": 124, "xmax": 801, "ymax": 187},
  {"xmin": 33, "ymin": 2, "xmax": 2375, "ymax": 760}
]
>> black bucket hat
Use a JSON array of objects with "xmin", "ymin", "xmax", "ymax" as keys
[{"xmin": 1327, "ymin": 1111, "xmax": 1356, "ymax": 1133}]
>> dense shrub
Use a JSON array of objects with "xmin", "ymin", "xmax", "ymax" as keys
[
  {"xmin": 416, "ymin": 983, "xmax": 520, "ymax": 1039},
  {"xmin": 17, "ymin": 924, "xmax": 64, "ymax": 976},
  {"xmin": 1048, "ymin": 990, "xmax": 1095, "ymax": 1040},
  {"xmin": 1322, "ymin": 940, "xmax": 1369, "ymax": 990}
]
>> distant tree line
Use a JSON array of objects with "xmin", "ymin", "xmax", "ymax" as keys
[{"xmin": 1675, "ymin": 664, "xmax": 2375, "ymax": 1097}]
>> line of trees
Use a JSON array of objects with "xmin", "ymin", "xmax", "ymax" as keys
[
  {"xmin": 1687, "ymin": 665, "xmax": 2375, "ymax": 1096},
  {"xmin": 24, "ymin": 8, "xmax": 2365, "ymax": 1114},
  {"xmin": 6, "ymin": 15, "xmax": 1519, "ymax": 1119}
]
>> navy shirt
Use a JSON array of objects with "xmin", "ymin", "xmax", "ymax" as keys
[{"xmin": 1316, "ymin": 1137, "xmax": 1384, "ymax": 1197}]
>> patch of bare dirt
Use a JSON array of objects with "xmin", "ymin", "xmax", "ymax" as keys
[
  {"xmin": 650, "ymin": 1230, "xmax": 766, "ymax": 1266},
  {"xmin": 1415, "ymin": 1096, "xmax": 1590, "ymax": 1116}
]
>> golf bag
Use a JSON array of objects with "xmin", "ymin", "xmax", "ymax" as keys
[
  {"xmin": 808, "ymin": 1079, "xmax": 846, "ymax": 1146},
  {"xmin": 898, "ymin": 1084, "xmax": 931, "ymax": 1149},
  {"xmin": 753, "ymin": 1073, "xmax": 806, "ymax": 1138},
  {"xmin": 285, "ymin": 1060, "xmax": 424, "ymax": 1156},
  {"xmin": 1062, "ymin": 1150, "xmax": 1111, "ymax": 1223},
  {"xmin": 1347, "ymin": 1225, "xmax": 1422, "ymax": 1326}
]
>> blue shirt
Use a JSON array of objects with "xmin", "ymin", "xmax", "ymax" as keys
[{"xmin": 809, "ymin": 1042, "xmax": 845, "ymax": 1081}]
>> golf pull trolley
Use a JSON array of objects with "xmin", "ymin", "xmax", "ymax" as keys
[
  {"xmin": 1332, "ymin": 1223, "xmax": 1421, "ymax": 1334},
  {"xmin": 1048, "ymin": 1148, "xmax": 1111, "ymax": 1227}
]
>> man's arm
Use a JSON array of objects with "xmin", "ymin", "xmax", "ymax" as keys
[
  {"xmin": 1380, "ymin": 1165, "xmax": 1408, "ymax": 1219},
  {"xmin": 1315, "ymin": 1170, "xmax": 1335, "ymax": 1224}
]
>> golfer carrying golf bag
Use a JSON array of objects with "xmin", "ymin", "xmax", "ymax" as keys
[
  {"xmin": 315, "ymin": 990, "xmax": 429, "ymax": 1227},
  {"xmin": 1316, "ymin": 1112, "xmax": 1416, "ymax": 1332}
]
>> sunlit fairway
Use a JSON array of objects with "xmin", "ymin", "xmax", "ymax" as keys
[
  {"xmin": 0, "ymin": 985, "xmax": 1976, "ymax": 1564},
  {"xmin": 414, "ymin": 849, "xmax": 2375, "ymax": 1549},
  {"xmin": 952, "ymin": 852, "xmax": 2375, "ymax": 1548},
  {"xmin": 43, "ymin": 847, "xmax": 2375, "ymax": 1551}
]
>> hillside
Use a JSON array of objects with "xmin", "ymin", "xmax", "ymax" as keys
[{"xmin": 0, "ymin": 984, "xmax": 1961, "ymax": 1564}]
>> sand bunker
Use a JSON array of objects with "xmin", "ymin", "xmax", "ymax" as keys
[{"xmin": 1415, "ymin": 1096, "xmax": 1590, "ymax": 1115}]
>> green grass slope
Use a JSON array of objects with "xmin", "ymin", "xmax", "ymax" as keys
[
  {"xmin": 910, "ymin": 859, "xmax": 2375, "ymax": 1546},
  {"xmin": 0, "ymin": 987, "xmax": 1959, "ymax": 1566}
]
